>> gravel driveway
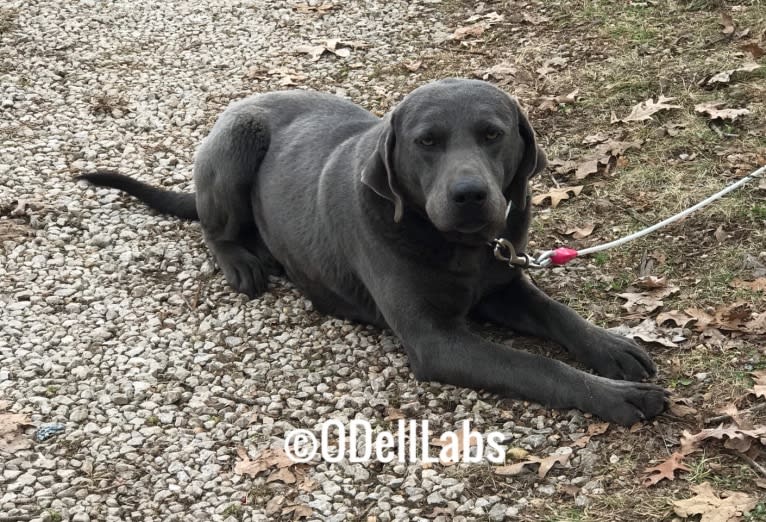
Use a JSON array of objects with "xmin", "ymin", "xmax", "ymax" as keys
[{"xmin": 2, "ymin": 1, "xmax": 607, "ymax": 520}]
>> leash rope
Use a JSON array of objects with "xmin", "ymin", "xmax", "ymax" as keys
[{"xmin": 493, "ymin": 164, "xmax": 765, "ymax": 269}]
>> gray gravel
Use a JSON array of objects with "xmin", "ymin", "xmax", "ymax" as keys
[{"xmin": 1, "ymin": 1, "xmax": 607, "ymax": 520}]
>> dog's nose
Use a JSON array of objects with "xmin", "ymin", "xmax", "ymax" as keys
[{"xmin": 450, "ymin": 179, "xmax": 488, "ymax": 206}]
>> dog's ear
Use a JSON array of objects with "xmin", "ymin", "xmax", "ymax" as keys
[
  {"xmin": 506, "ymin": 101, "xmax": 547, "ymax": 212},
  {"xmin": 361, "ymin": 115, "xmax": 404, "ymax": 222}
]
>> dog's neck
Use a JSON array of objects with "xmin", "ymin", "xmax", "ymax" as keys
[{"xmin": 360, "ymin": 186, "xmax": 489, "ymax": 272}]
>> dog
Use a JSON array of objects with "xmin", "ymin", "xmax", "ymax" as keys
[{"xmin": 79, "ymin": 79, "xmax": 666, "ymax": 425}]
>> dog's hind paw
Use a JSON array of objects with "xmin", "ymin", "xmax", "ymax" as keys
[{"xmin": 212, "ymin": 245, "xmax": 270, "ymax": 298}]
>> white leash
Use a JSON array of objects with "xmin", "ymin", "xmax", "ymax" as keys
[{"xmin": 493, "ymin": 164, "xmax": 765, "ymax": 269}]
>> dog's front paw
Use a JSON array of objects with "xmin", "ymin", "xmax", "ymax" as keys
[
  {"xmin": 575, "ymin": 329, "xmax": 656, "ymax": 382},
  {"xmin": 590, "ymin": 380, "xmax": 668, "ymax": 426}
]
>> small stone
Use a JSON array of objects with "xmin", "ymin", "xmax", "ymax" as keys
[
  {"xmin": 322, "ymin": 481, "xmax": 341, "ymax": 496},
  {"xmin": 538, "ymin": 485, "xmax": 556, "ymax": 496},
  {"xmin": 520, "ymin": 433, "xmax": 546, "ymax": 449},
  {"xmin": 427, "ymin": 492, "xmax": 445, "ymax": 505},
  {"xmin": 488, "ymin": 503, "xmax": 508, "ymax": 521},
  {"xmin": 70, "ymin": 407, "xmax": 88, "ymax": 422}
]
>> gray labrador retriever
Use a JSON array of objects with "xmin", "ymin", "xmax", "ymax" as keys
[{"xmin": 79, "ymin": 78, "xmax": 666, "ymax": 425}]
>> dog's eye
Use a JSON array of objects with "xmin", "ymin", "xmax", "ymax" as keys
[
  {"xmin": 417, "ymin": 136, "xmax": 435, "ymax": 147},
  {"xmin": 485, "ymin": 129, "xmax": 503, "ymax": 141}
]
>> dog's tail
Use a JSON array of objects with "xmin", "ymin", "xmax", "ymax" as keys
[{"xmin": 77, "ymin": 170, "xmax": 199, "ymax": 221}]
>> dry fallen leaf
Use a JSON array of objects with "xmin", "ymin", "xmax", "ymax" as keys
[
  {"xmin": 705, "ymin": 63, "xmax": 760, "ymax": 86},
  {"xmin": 451, "ymin": 23, "xmax": 487, "ymax": 41},
  {"xmin": 695, "ymin": 102, "xmax": 750, "ymax": 121},
  {"xmin": 608, "ymin": 318, "xmax": 678, "ymax": 348},
  {"xmin": 657, "ymin": 310, "xmax": 696, "ymax": 328},
  {"xmin": 295, "ymin": 44, "xmax": 327, "ymax": 61},
  {"xmin": 506, "ymin": 447, "xmax": 529, "ymax": 460},
  {"xmin": 0, "ymin": 411, "xmax": 33, "ymax": 453},
  {"xmin": 475, "ymin": 62, "xmax": 517, "ymax": 83},
  {"xmin": 494, "ymin": 448, "xmax": 572, "ymax": 478},
  {"xmin": 741, "ymin": 42, "xmax": 765, "ymax": 59},
  {"xmin": 684, "ymin": 308, "xmax": 716, "ymax": 332},
  {"xmin": 714, "ymin": 301, "xmax": 752, "ymax": 332},
  {"xmin": 669, "ymin": 397, "xmax": 698, "ymax": 417},
  {"xmin": 572, "ymin": 423, "xmax": 610, "ymax": 448},
  {"xmin": 587, "ymin": 422, "xmax": 610, "ymax": 436},
  {"xmin": 561, "ymin": 223, "xmax": 595, "ymax": 239},
  {"xmin": 680, "ymin": 424, "xmax": 766, "ymax": 456},
  {"xmin": 402, "ymin": 60, "xmax": 423, "ymax": 72},
  {"xmin": 749, "ymin": 370, "xmax": 766, "ymax": 400},
  {"xmin": 719, "ymin": 13, "xmax": 735, "ymax": 35},
  {"xmin": 548, "ymin": 158, "xmax": 578, "ymax": 175},
  {"xmin": 636, "ymin": 276, "xmax": 668, "ymax": 290},
  {"xmin": 719, "ymin": 403, "xmax": 751, "ymax": 430},
  {"xmin": 384, "ymin": 407, "xmax": 405, "ymax": 421},
  {"xmin": 582, "ymin": 133, "xmax": 608, "ymax": 145},
  {"xmin": 673, "ymin": 482, "xmax": 757, "ymax": 522},
  {"xmin": 295, "ymin": 39, "xmax": 358, "ymax": 61},
  {"xmin": 531, "ymin": 186, "xmax": 583, "ymax": 208},
  {"xmin": 575, "ymin": 157, "xmax": 603, "ymax": 180},
  {"xmin": 616, "ymin": 96, "xmax": 681, "ymax": 123},
  {"xmin": 234, "ymin": 446, "xmax": 293, "ymax": 477},
  {"xmin": 463, "ymin": 11, "xmax": 504, "ymax": 24},
  {"xmin": 714, "ymin": 225, "xmax": 730, "ymax": 243},
  {"xmin": 536, "ymin": 57, "xmax": 568, "ymax": 78},
  {"xmin": 522, "ymin": 12, "xmax": 549, "ymax": 25},
  {"xmin": 618, "ymin": 286, "xmax": 679, "ymax": 315},
  {"xmin": 266, "ymin": 467, "xmax": 297, "ymax": 484},
  {"xmin": 730, "ymin": 278, "xmax": 766, "ymax": 292},
  {"xmin": 643, "ymin": 452, "xmax": 691, "ymax": 487},
  {"xmin": 265, "ymin": 495, "xmax": 285, "ymax": 515},
  {"xmin": 536, "ymin": 450, "xmax": 572, "ymax": 478},
  {"xmin": 282, "ymin": 504, "xmax": 313, "ymax": 519},
  {"xmin": 745, "ymin": 311, "xmax": 766, "ymax": 334}
]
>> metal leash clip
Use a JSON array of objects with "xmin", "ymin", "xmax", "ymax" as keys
[{"xmin": 490, "ymin": 238, "xmax": 540, "ymax": 269}]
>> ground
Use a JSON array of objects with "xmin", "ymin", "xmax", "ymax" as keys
[{"xmin": 0, "ymin": 0, "xmax": 765, "ymax": 521}]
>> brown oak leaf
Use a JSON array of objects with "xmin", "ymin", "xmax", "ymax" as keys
[
  {"xmin": 731, "ymin": 278, "xmax": 766, "ymax": 292},
  {"xmin": 636, "ymin": 276, "xmax": 668, "ymax": 289},
  {"xmin": 695, "ymin": 102, "xmax": 750, "ymax": 122},
  {"xmin": 531, "ymin": 186, "xmax": 583, "ymax": 208},
  {"xmin": 643, "ymin": 451, "xmax": 691, "ymax": 487},
  {"xmin": 609, "ymin": 318, "xmax": 678, "ymax": 348},
  {"xmin": 234, "ymin": 446, "xmax": 293, "ymax": 477},
  {"xmin": 451, "ymin": 23, "xmax": 487, "ymax": 41},
  {"xmin": 618, "ymin": 286, "xmax": 679, "ymax": 314},
  {"xmin": 669, "ymin": 397, "xmax": 698, "ymax": 418},
  {"xmin": 656, "ymin": 310, "xmax": 696, "ymax": 328},
  {"xmin": 0, "ymin": 412, "xmax": 33, "ymax": 453},
  {"xmin": 561, "ymin": 223, "xmax": 595, "ymax": 239},
  {"xmin": 673, "ymin": 482, "xmax": 757, "ymax": 522},
  {"xmin": 705, "ymin": 62, "xmax": 760, "ymax": 86},
  {"xmin": 741, "ymin": 42, "xmax": 765, "ymax": 59},
  {"xmin": 616, "ymin": 96, "xmax": 681, "ymax": 123},
  {"xmin": 495, "ymin": 448, "xmax": 572, "ymax": 478},
  {"xmin": 719, "ymin": 13, "xmax": 735, "ymax": 35},
  {"xmin": 750, "ymin": 370, "xmax": 766, "ymax": 400},
  {"xmin": 680, "ymin": 425, "xmax": 766, "ymax": 456}
]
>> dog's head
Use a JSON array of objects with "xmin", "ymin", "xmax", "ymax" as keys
[{"xmin": 362, "ymin": 78, "xmax": 546, "ymax": 244}]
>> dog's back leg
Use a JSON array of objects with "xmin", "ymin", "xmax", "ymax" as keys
[{"xmin": 194, "ymin": 108, "xmax": 281, "ymax": 298}]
